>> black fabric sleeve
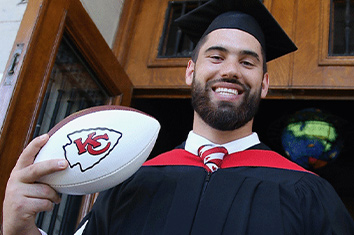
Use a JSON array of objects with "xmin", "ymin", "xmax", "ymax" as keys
[{"xmin": 295, "ymin": 174, "xmax": 354, "ymax": 234}]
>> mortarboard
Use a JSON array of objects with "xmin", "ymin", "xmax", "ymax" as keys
[{"xmin": 175, "ymin": 0, "xmax": 297, "ymax": 61}]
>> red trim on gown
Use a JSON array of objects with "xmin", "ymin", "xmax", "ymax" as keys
[{"xmin": 143, "ymin": 149, "xmax": 314, "ymax": 174}]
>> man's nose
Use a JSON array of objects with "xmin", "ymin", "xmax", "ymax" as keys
[{"xmin": 220, "ymin": 59, "xmax": 241, "ymax": 79}]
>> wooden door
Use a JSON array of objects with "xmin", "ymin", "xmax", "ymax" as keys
[{"xmin": 0, "ymin": 0, "xmax": 132, "ymax": 232}]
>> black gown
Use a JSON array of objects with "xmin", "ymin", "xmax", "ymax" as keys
[{"xmin": 79, "ymin": 144, "xmax": 354, "ymax": 234}]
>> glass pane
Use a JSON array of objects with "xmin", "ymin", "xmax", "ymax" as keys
[
  {"xmin": 158, "ymin": 1, "xmax": 206, "ymax": 58},
  {"xmin": 329, "ymin": 0, "xmax": 354, "ymax": 56},
  {"xmin": 35, "ymin": 35, "xmax": 110, "ymax": 235}
]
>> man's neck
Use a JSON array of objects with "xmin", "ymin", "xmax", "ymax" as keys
[{"xmin": 192, "ymin": 112, "xmax": 254, "ymax": 145}]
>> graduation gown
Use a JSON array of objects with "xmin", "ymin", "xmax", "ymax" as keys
[{"xmin": 79, "ymin": 144, "xmax": 354, "ymax": 234}]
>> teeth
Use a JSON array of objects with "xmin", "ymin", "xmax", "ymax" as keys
[{"xmin": 215, "ymin": 87, "xmax": 238, "ymax": 96}]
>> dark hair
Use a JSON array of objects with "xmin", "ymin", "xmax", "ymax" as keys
[
  {"xmin": 191, "ymin": 35, "xmax": 209, "ymax": 63},
  {"xmin": 191, "ymin": 34, "xmax": 268, "ymax": 74}
]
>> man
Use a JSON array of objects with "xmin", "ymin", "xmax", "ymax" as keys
[{"xmin": 3, "ymin": 0, "xmax": 354, "ymax": 234}]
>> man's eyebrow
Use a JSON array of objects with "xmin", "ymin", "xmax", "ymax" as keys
[
  {"xmin": 204, "ymin": 46, "xmax": 229, "ymax": 54},
  {"xmin": 240, "ymin": 50, "xmax": 260, "ymax": 62}
]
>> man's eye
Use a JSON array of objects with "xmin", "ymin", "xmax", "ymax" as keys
[
  {"xmin": 241, "ymin": 61, "xmax": 254, "ymax": 67},
  {"xmin": 210, "ymin": 55, "xmax": 223, "ymax": 61}
]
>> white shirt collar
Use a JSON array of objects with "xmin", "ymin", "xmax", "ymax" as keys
[{"xmin": 185, "ymin": 131, "xmax": 261, "ymax": 156}]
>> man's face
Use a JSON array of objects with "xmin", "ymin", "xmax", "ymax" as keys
[{"xmin": 185, "ymin": 29, "xmax": 269, "ymax": 131}]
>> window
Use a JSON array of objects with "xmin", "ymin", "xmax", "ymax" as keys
[
  {"xmin": 329, "ymin": 0, "xmax": 354, "ymax": 56},
  {"xmin": 158, "ymin": 1, "xmax": 206, "ymax": 58}
]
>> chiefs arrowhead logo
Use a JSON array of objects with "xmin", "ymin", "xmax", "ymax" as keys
[{"xmin": 63, "ymin": 128, "xmax": 122, "ymax": 172}]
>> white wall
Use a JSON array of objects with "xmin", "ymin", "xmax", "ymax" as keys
[
  {"xmin": 80, "ymin": 0, "xmax": 125, "ymax": 47},
  {"xmin": 0, "ymin": 0, "xmax": 124, "ymax": 82},
  {"xmin": 0, "ymin": 0, "xmax": 27, "ymax": 80}
]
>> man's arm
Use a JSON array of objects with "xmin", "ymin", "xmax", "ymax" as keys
[{"xmin": 2, "ymin": 134, "xmax": 68, "ymax": 235}]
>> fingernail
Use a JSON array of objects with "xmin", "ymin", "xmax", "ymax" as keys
[{"xmin": 58, "ymin": 160, "xmax": 67, "ymax": 168}]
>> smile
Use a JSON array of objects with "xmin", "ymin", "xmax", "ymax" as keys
[{"xmin": 214, "ymin": 87, "xmax": 238, "ymax": 96}]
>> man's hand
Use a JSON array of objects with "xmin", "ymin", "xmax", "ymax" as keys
[{"xmin": 2, "ymin": 134, "xmax": 68, "ymax": 235}]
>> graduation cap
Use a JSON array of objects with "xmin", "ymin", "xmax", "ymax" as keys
[{"xmin": 175, "ymin": 0, "xmax": 297, "ymax": 61}]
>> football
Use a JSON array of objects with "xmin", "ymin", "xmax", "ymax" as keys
[{"xmin": 34, "ymin": 105, "xmax": 160, "ymax": 195}]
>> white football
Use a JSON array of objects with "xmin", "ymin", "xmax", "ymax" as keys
[{"xmin": 34, "ymin": 105, "xmax": 160, "ymax": 195}]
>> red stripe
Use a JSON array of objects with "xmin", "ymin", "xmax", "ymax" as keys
[
  {"xmin": 144, "ymin": 149, "xmax": 205, "ymax": 168},
  {"xmin": 143, "ymin": 149, "xmax": 314, "ymax": 174},
  {"xmin": 199, "ymin": 146, "xmax": 228, "ymax": 157},
  {"xmin": 222, "ymin": 150, "xmax": 313, "ymax": 173}
]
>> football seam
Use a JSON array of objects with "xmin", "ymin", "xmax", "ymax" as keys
[
  {"xmin": 50, "ymin": 129, "xmax": 159, "ymax": 189},
  {"xmin": 48, "ymin": 106, "xmax": 157, "ymax": 137}
]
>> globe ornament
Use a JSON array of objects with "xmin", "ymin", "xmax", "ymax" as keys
[{"xmin": 281, "ymin": 108, "xmax": 343, "ymax": 170}]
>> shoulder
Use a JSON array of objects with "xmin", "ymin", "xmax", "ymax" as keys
[
  {"xmin": 224, "ymin": 148, "xmax": 315, "ymax": 175},
  {"xmin": 247, "ymin": 142, "xmax": 272, "ymax": 150},
  {"xmin": 143, "ymin": 149, "xmax": 203, "ymax": 167}
]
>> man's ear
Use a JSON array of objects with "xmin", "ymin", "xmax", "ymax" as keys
[
  {"xmin": 185, "ymin": 60, "xmax": 195, "ymax": 86},
  {"xmin": 261, "ymin": 72, "xmax": 269, "ymax": 98}
]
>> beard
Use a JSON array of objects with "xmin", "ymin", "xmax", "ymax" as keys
[{"xmin": 191, "ymin": 74, "xmax": 262, "ymax": 131}]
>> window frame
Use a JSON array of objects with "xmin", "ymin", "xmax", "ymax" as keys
[{"xmin": 319, "ymin": 0, "xmax": 354, "ymax": 66}]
